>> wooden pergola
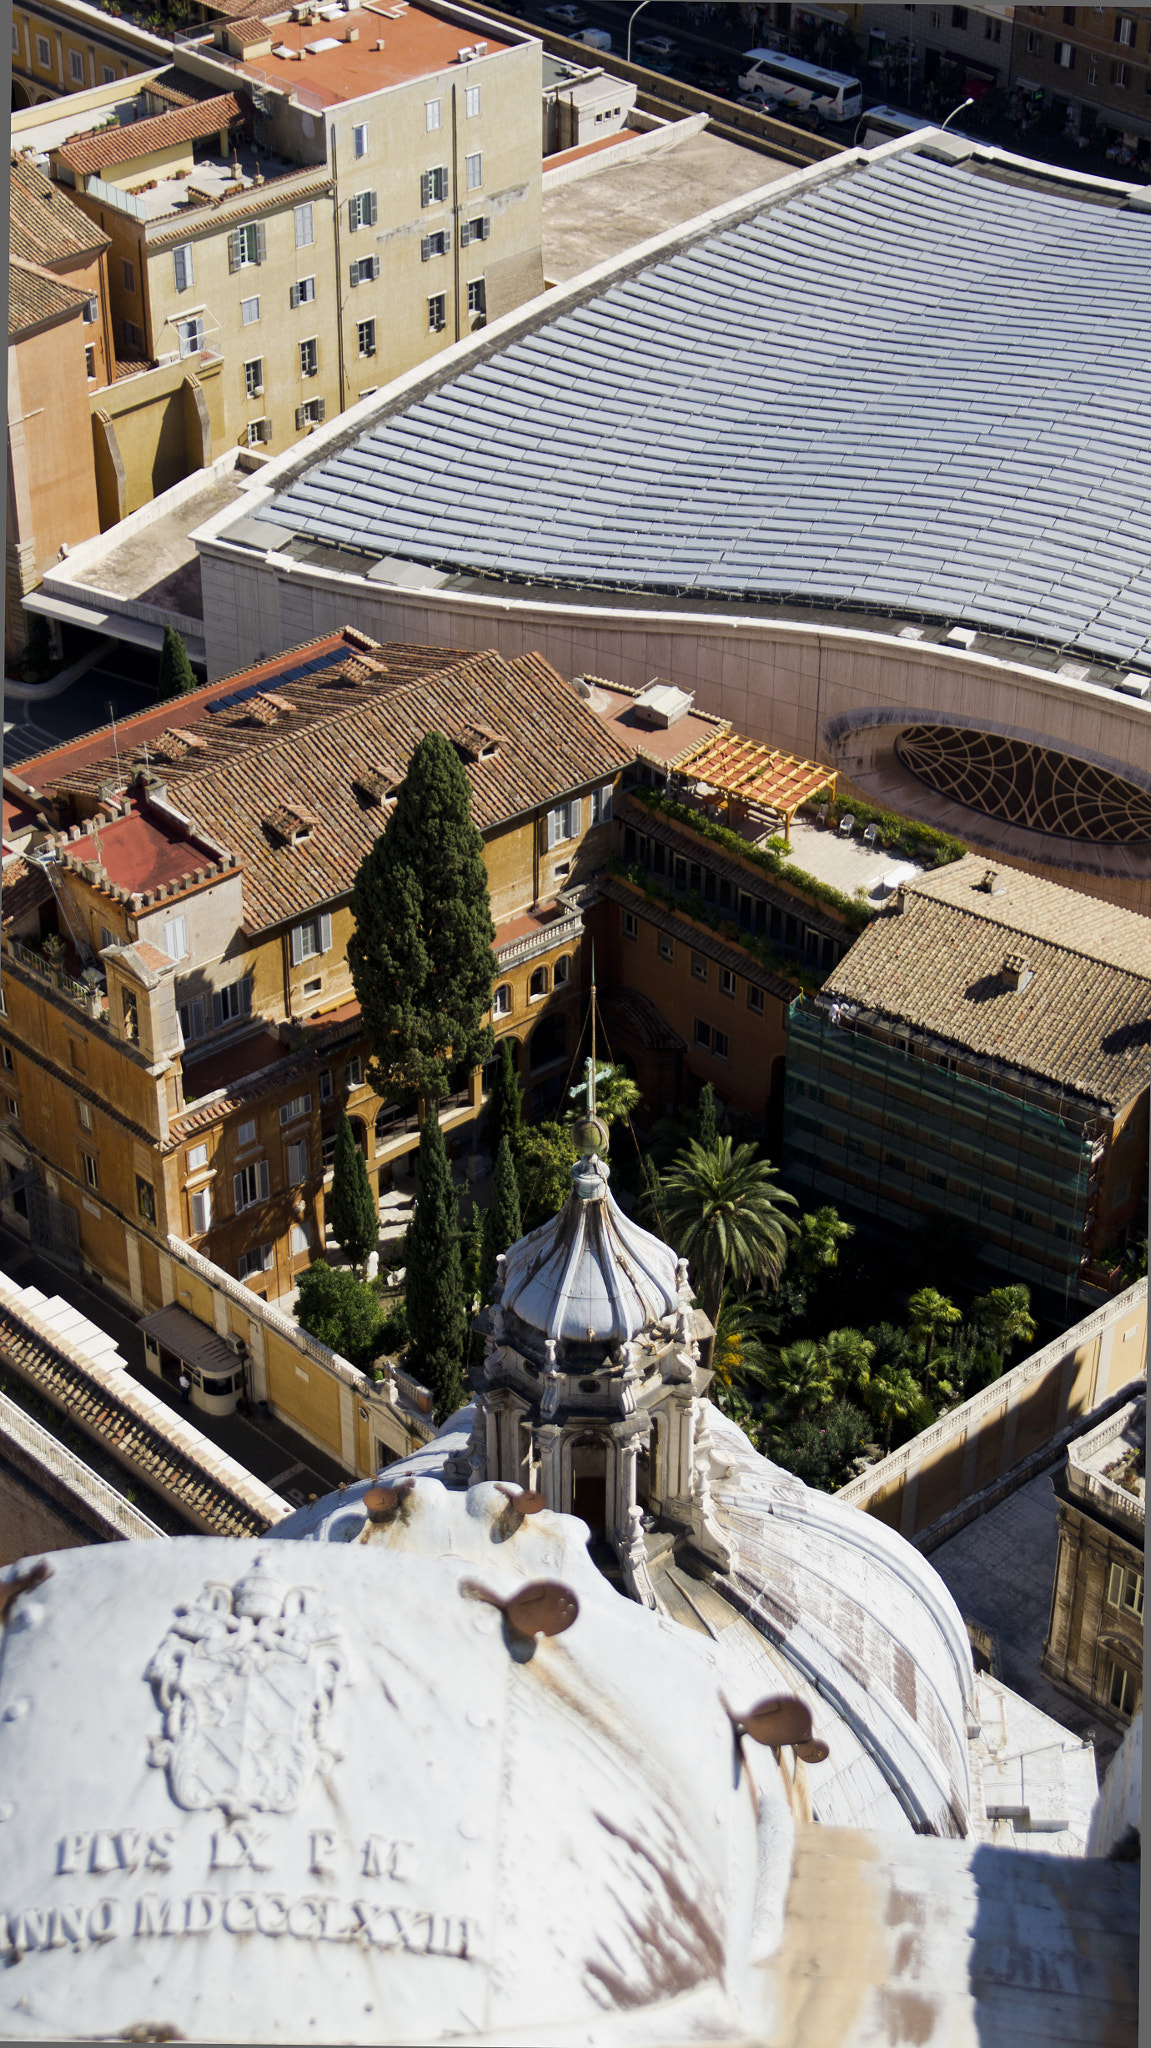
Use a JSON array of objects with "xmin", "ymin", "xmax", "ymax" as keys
[{"xmin": 674, "ymin": 732, "xmax": 835, "ymax": 842}]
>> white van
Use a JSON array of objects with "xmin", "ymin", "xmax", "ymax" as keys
[{"xmin": 578, "ymin": 26, "xmax": 611, "ymax": 52}]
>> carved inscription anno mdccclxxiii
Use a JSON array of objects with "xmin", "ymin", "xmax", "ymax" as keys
[{"xmin": 144, "ymin": 1557, "xmax": 342, "ymax": 1818}]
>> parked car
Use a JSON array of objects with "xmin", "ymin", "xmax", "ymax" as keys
[
  {"xmin": 546, "ymin": 4, "xmax": 585, "ymax": 24},
  {"xmin": 636, "ymin": 34, "xmax": 677, "ymax": 56}
]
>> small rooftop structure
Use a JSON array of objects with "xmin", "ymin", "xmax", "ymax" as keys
[{"xmin": 677, "ymin": 727, "xmax": 833, "ymax": 838}]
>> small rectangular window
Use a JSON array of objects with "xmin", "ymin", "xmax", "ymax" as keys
[
  {"xmin": 296, "ymin": 397, "xmax": 326, "ymax": 428},
  {"xmin": 2, "ymin": 1049, "xmax": 13, "ymax": 1073},
  {"xmin": 173, "ymin": 244, "xmax": 194, "ymax": 292},
  {"xmin": 83, "ymin": 1153, "xmax": 99, "ymax": 1189},
  {"xmin": 290, "ymin": 1221, "xmax": 312, "ymax": 1256},
  {"xmin": 1108, "ymin": 1658, "xmax": 1138, "ymax": 1717},
  {"xmin": 349, "ymin": 190, "xmax": 377, "ymax": 231},
  {"xmin": 295, "ymin": 202, "xmax": 314, "ymax": 248},
  {"xmin": 694, "ymin": 1019, "xmax": 711, "ymax": 1051},
  {"xmin": 238, "ymin": 1119, "xmax": 257, "ymax": 1149},
  {"xmin": 78, "ymin": 1101, "xmax": 92, "ymax": 1130},
  {"xmin": 467, "ymin": 278, "xmax": 486, "ymax": 316},
  {"xmin": 290, "ymin": 913, "xmax": 331, "ymax": 965},
  {"xmin": 426, "ymin": 98, "xmax": 442, "ymax": 130},
  {"xmin": 6, "ymin": 1098, "xmax": 19, "ymax": 1124},
  {"xmin": 162, "ymin": 918, "xmax": 187, "ymax": 962},
  {"xmin": 190, "ymin": 1188, "xmax": 212, "ymax": 1234},
  {"xmin": 465, "ymin": 85, "xmax": 481, "ymax": 117},
  {"xmin": 622, "ymin": 911, "xmax": 638, "ymax": 940},
  {"xmin": 122, "ymin": 259, "xmax": 136, "ymax": 293},
  {"xmin": 713, "ymin": 1029, "xmax": 729, "ymax": 1061},
  {"xmin": 465, "ymin": 151, "xmax": 482, "ymax": 191},
  {"xmin": 357, "ymin": 318, "xmax": 376, "ymax": 358},
  {"xmin": 1055, "ymin": 38, "xmax": 1075, "ymax": 64},
  {"xmin": 691, "ymin": 954, "xmax": 707, "ymax": 984},
  {"xmin": 350, "ymin": 255, "xmax": 379, "ymax": 286},
  {"xmin": 187, "ymin": 1142, "xmax": 208, "ymax": 1171},
  {"xmin": 279, "ymin": 1094, "xmax": 312, "ymax": 1126},
  {"xmin": 238, "ymin": 1242, "xmax": 274, "ymax": 1281},
  {"xmin": 244, "ymin": 358, "xmax": 263, "ymax": 397},
  {"xmin": 493, "ymin": 985, "xmax": 512, "ymax": 1017},
  {"xmin": 300, "ymin": 337, "xmax": 318, "ymax": 377},
  {"xmin": 286, "ymin": 1138, "xmax": 309, "ymax": 1184},
  {"xmin": 421, "ymin": 165, "xmax": 449, "ymax": 205},
  {"xmin": 658, "ymin": 934, "xmax": 674, "ymax": 962},
  {"xmin": 290, "ymin": 275, "xmax": 316, "ymax": 308},
  {"xmin": 346, "ymin": 1057, "xmax": 363, "ymax": 1091},
  {"xmin": 1117, "ymin": 13, "xmax": 1135, "ymax": 44},
  {"xmin": 241, "ymin": 297, "xmax": 260, "ymax": 326},
  {"xmin": 719, "ymin": 967, "xmax": 735, "ymax": 998},
  {"xmin": 85, "ymin": 345, "xmax": 95, "ymax": 379},
  {"xmin": 1107, "ymin": 1563, "xmax": 1144, "ymax": 1619},
  {"xmin": 102, "ymin": 63, "xmax": 116, "ymax": 83},
  {"xmin": 136, "ymin": 1176, "xmax": 156, "ymax": 1223},
  {"xmin": 461, "ymin": 216, "xmax": 490, "ymax": 246},
  {"xmin": 233, "ymin": 1160, "xmax": 270, "ymax": 1213},
  {"xmin": 70, "ymin": 48, "xmax": 85, "ymax": 81},
  {"xmin": 37, "ymin": 34, "xmax": 51, "ymax": 65},
  {"xmin": 1111, "ymin": 57, "xmax": 1129, "ymax": 84},
  {"xmin": 421, "ymin": 231, "xmax": 448, "ymax": 260},
  {"xmin": 748, "ymin": 985, "xmax": 765, "ymax": 1015},
  {"xmin": 213, "ymin": 976, "xmax": 253, "ymax": 1027},
  {"xmin": 428, "ymin": 293, "xmax": 446, "ymax": 332},
  {"xmin": 353, "ymin": 122, "xmax": 369, "ymax": 157},
  {"xmin": 319, "ymin": 1069, "xmax": 333, "ymax": 1100}
]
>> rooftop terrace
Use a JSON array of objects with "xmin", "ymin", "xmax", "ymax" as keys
[{"xmin": 190, "ymin": 1, "xmax": 515, "ymax": 107}]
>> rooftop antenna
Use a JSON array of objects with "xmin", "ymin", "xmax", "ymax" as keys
[{"xmin": 589, "ymin": 941, "xmax": 597, "ymax": 1118}]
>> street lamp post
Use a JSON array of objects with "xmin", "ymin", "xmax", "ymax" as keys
[
  {"xmin": 941, "ymin": 95, "xmax": 976, "ymax": 131},
  {"xmin": 627, "ymin": 0, "xmax": 653, "ymax": 64}
]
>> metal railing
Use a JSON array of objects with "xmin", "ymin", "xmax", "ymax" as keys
[
  {"xmin": 0, "ymin": 1388, "xmax": 165, "ymax": 1541},
  {"xmin": 495, "ymin": 907, "xmax": 584, "ymax": 970}
]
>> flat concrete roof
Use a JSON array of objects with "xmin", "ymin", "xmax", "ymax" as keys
[
  {"xmin": 542, "ymin": 128, "xmax": 792, "ymax": 282},
  {"xmin": 68, "ymin": 468, "xmax": 249, "ymax": 619},
  {"xmin": 224, "ymin": 3, "xmax": 516, "ymax": 107}
]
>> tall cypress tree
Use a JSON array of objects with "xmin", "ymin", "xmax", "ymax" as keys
[
  {"xmin": 328, "ymin": 1112, "xmax": 378, "ymax": 1274},
  {"xmin": 489, "ymin": 1039, "xmax": 523, "ymax": 1158},
  {"xmin": 406, "ymin": 1111, "xmax": 467, "ymax": 1421},
  {"xmin": 158, "ymin": 625, "xmax": 196, "ymax": 697},
  {"xmin": 695, "ymin": 1082, "xmax": 718, "ymax": 1150},
  {"xmin": 479, "ymin": 1134, "xmax": 523, "ymax": 1304},
  {"xmin": 349, "ymin": 731, "xmax": 496, "ymax": 1105}
]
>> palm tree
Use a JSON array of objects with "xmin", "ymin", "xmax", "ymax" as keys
[
  {"xmin": 794, "ymin": 1205, "xmax": 854, "ymax": 1284},
  {"xmin": 710, "ymin": 1292, "xmax": 779, "ymax": 1420},
  {"xmin": 566, "ymin": 1061, "xmax": 641, "ymax": 1131},
  {"xmin": 819, "ymin": 1326, "xmax": 874, "ymax": 1398},
  {"xmin": 660, "ymin": 1137, "xmax": 798, "ymax": 1333},
  {"xmin": 907, "ymin": 1287, "xmax": 962, "ymax": 1375},
  {"xmin": 767, "ymin": 1338, "xmax": 835, "ymax": 1417},
  {"xmin": 863, "ymin": 1363, "xmax": 934, "ymax": 1456},
  {"xmin": 972, "ymin": 1284, "xmax": 1037, "ymax": 1364}
]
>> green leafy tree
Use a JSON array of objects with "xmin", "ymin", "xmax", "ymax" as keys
[
  {"xmin": 566, "ymin": 1061, "xmax": 642, "ymax": 1132},
  {"xmin": 660, "ymin": 1137, "xmax": 797, "ymax": 1332},
  {"xmin": 487, "ymin": 1039, "xmax": 523, "ymax": 1159},
  {"xmin": 793, "ymin": 1206, "xmax": 854, "ymax": 1285},
  {"xmin": 779, "ymin": 1400, "xmax": 871, "ymax": 1493},
  {"xmin": 972, "ymin": 1284, "xmax": 1037, "ymax": 1364},
  {"xmin": 328, "ymin": 1113, "xmax": 379, "ymax": 1274},
  {"xmin": 294, "ymin": 1260, "xmax": 386, "ymax": 1372},
  {"xmin": 908, "ymin": 1287, "xmax": 962, "ymax": 1375},
  {"xmin": 864, "ymin": 1363, "xmax": 934, "ymax": 1456},
  {"xmin": 710, "ymin": 1292, "xmax": 779, "ymax": 1419},
  {"xmin": 459, "ymin": 1203, "xmax": 485, "ymax": 1311},
  {"xmin": 406, "ymin": 1112, "xmax": 467, "ymax": 1421},
  {"xmin": 515, "ymin": 1121, "xmax": 576, "ymax": 1233},
  {"xmin": 158, "ymin": 624, "xmax": 197, "ymax": 697},
  {"xmin": 694, "ymin": 1082, "xmax": 718, "ymax": 1151},
  {"xmin": 479, "ymin": 1135, "xmax": 523, "ymax": 1304},
  {"xmin": 349, "ymin": 731, "xmax": 496, "ymax": 1105}
]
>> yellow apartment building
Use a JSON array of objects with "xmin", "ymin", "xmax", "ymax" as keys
[
  {"xmin": 11, "ymin": 0, "xmax": 172, "ymax": 110},
  {"xmin": 0, "ymin": 630, "xmax": 626, "ymax": 1329}
]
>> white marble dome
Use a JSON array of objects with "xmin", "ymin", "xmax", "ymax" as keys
[{"xmin": 498, "ymin": 1150, "xmax": 680, "ymax": 1351}]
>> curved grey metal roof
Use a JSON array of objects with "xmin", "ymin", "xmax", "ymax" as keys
[
  {"xmin": 264, "ymin": 150, "xmax": 1151, "ymax": 665},
  {"xmin": 499, "ymin": 1150, "xmax": 680, "ymax": 1348}
]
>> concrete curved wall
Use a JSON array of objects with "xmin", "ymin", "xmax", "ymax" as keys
[{"xmin": 196, "ymin": 528, "xmax": 1151, "ymax": 911}]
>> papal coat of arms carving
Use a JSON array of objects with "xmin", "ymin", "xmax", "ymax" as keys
[{"xmin": 145, "ymin": 1555, "xmax": 343, "ymax": 1818}]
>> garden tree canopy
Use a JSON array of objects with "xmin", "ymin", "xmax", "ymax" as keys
[
  {"xmin": 660, "ymin": 1136, "xmax": 798, "ymax": 1332},
  {"xmin": 908, "ymin": 1288, "xmax": 962, "ymax": 1373},
  {"xmin": 769, "ymin": 1338, "xmax": 835, "ymax": 1417},
  {"xmin": 793, "ymin": 1206, "xmax": 854, "ymax": 1285},
  {"xmin": 480, "ymin": 1135, "xmax": 522, "ymax": 1305},
  {"xmin": 710, "ymin": 1292, "xmax": 778, "ymax": 1420},
  {"xmin": 864, "ymin": 1362, "xmax": 933, "ymax": 1456},
  {"xmin": 565, "ymin": 1063, "xmax": 642, "ymax": 1132},
  {"xmin": 294, "ymin": 1260, "xmax": 386, "ymax": 1373},
  {"xmin": 820, "ymin": 1326, "xmax": 874, "ymax": 1397},
  {"xmin": 406, "ymin": 1111, "xmax": 467, "ymax": 1422},
  {"xmin": 515, "ymin": 1121, "xmax": 576, "ymax": 1233},
  {"xmin": 348, "ymin": 731, "xmax": 497, "ymax": 1104},
  {"xmin": 158, "ymin": 625, "xmax": 196, "ymax": 697},
  {"xmin": 328, "ymin": 1113, "xmax": 379, "ymax": 1274},
  {"xmin": 695, "ymin": 1083, "xmax": 718, "ymax": 1152}
]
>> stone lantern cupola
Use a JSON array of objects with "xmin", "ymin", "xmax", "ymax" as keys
[{"xmin": 462, "ymin": 1065, "xmax": 732, "ymax": 1601}]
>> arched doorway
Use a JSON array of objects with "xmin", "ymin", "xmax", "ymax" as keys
[{"xmin": 12, "ymin": 80, "xmax": 32, "ymax": 111}]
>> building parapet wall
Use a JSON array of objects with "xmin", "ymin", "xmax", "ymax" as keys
[
  {"xmin": 0, "ymin": 1386, "xmax": 165, "ymax": 1542},
  {"xmin": 1066, "ymin": 1397, "xmax": 1145, "ymax": 1538},
  {"xmin": 837, "ymin": 1281, "xmax": 1147, "ymax": 1545}
]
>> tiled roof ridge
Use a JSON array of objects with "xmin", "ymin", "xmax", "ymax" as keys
[
  {"xmin": 905, "ymin": 890, "xmax": 1151, "ymax": 984},
  {"xmin": 144, "ymin": 164, "xmax": 333, "ymax": 241},
  {"xmin": 55, "ymin": 93, "xmax": 248, "ymax": 175},
  {"xmin": 10, "ymin": 153, "xmax": 110, "ymax": 263},
  {"xmin": 8, "ymin": 259, "xmax": 93, "ymax": 335},
  {"xmin": 906, "ymin": 858, "xmax": 1151, "ymax": 981}
]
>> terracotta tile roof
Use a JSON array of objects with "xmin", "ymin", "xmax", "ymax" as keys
[
  {"xmin": 223, "ymin": 17, "xmax": 278, "ymax": 43},
  {"xmin": 10, "ymin": 155, "xmax": 109, "ymax": 265},
  {"xmin": 822, "ymin": 854, "xmax": 1151, "ymax": 1111},
  {"xmin": 8, "ymin": 259, "xmax": 90, "ymax": 337},
  {"xmin": 1, "ymin": 858, "xmax": 54, "ymax": 927},
  {"xmin": 55, "ymin": 95, "xmax": 248, "ymax": 177},
  {"xmin": 48, "ymin": 643, "xmax": 629, "ymax": 935}
]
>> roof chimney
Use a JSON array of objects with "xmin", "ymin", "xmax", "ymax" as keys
[
  {"xmin": 978, "ymin": 868, "xmax": 1004, "ymax": 895},
  {"xmin": 1001, "ymin": 952, "xmax": 1033, "ymax": 993}
]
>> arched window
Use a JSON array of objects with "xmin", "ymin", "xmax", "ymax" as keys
[
  {"xmin": 493, "ymin": 984, "xmax": 512, "ymax": 1017},
  {"xmin": 529, "ymin": 965, "xmax": 548, "ymax": 1000},
  {"xmin": 553, "ymin": 954, "xmax": 571, "ymax": 986}
]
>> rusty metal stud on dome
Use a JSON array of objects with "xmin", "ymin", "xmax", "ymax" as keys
[
  {"xmin": 728, "ymin": 1694, "xmax": 828, "ymax": 1760},
  {"xmin": 494, "ymin": 1483, "xmax": 547, "ymax": 1517},
  {"xmin": 363, "ymin": 1477, "xmax": 415, "ymax": 1524},
  {"xmin": 0, "ymin": 1559, "xmax": 51, "ymax": 1629},
  {"xmin": 461, "ymin": 1576, "xmax": 579, "ymax": 1641}
]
